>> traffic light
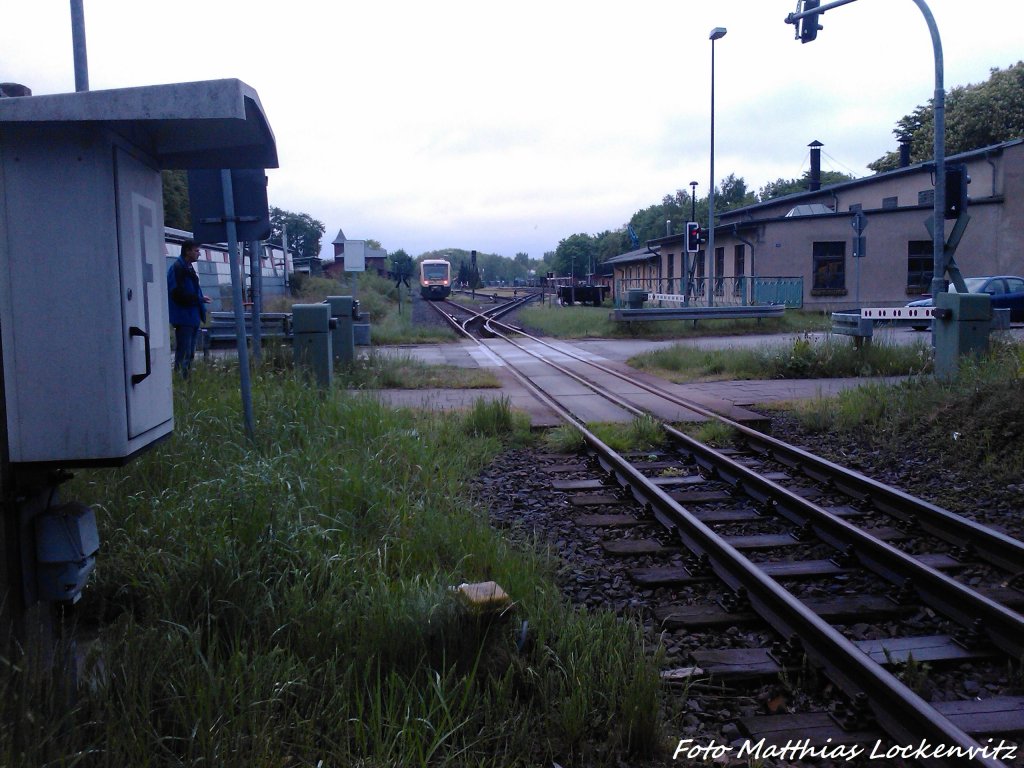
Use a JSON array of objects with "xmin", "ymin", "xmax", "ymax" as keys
[
  {"xmin": 800, "ymin": 0, "xmax": 822, "ymax": 43},
  {"xmin": 944, "ymin": 164, "xmax": 969, "ymax": 219},
  {"xmin": 685, "ymin": 222, "xmax": 701, "ymax": 253}
]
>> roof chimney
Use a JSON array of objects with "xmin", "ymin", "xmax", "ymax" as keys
[
  {"xmin": 808, "ymin": 140, "xmax": 823, "ymax": 191},
  {"xmin": 899, "ymin": 138, "xmax": 911, "ymax": 168}
]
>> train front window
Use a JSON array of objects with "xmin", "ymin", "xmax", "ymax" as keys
[{"xmin": 423, "ymin": 264, "xmax": 448, "ymax": 280}]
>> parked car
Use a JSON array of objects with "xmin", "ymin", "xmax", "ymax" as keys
[{"xmin": 907, "ymin": 275, "xmax": 1024, "ymax": 329}]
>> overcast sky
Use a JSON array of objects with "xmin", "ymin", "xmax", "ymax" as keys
[{"xmin": 3, "ymin": 2, "xmax": 1021, "ymax": 260}]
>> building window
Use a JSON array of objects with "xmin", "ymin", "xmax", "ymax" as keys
[
  {"xmin": 907, "ymin": 240, "xmax": 932, "ymax": 294},
  {"xmin": 918, "ymin": 189, "xmax": 934, "ymax": 207},
  {"xmin": 666, "ymin": 251, "xmax": 674, "ymax": 291},
  {"xmin": 882, "ymin": 196, "xmax": 898, "ymax": 210},
  {"xmin": 733, "ymin": 244, "xmax": 746, "ymax": 296},
  {"xmin": 811, "ymin": 241, "xmax": 846, "ymax": 295},
  {"xmin": 714, "ymin": 247, "xmax": 725, "ymax": 296}
]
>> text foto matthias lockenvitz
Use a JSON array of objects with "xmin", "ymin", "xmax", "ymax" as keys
[{"xmin": 673, "ymin": 737, "xmax": 1019, "ymax": 763}]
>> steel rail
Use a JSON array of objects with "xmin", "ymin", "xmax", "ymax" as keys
[
  {"xmin": 481, "ymin": 318, "xmax": 1024, "ymax": 576},
  {"xmin": 473, "ymin": 320, "xmax": 1005, "ymax": 767},
  {"xmin": 478, "ymin": 317, "xmax": 1024, "ymax": 660}
]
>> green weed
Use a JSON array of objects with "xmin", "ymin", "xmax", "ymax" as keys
[{"xmin": 1, "ymin": 365, "xmax": 660, "ymax": 767}]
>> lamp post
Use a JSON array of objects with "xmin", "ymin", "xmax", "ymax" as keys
[
  {"xmin": 708, "ymin": 26, "xmax": 726, "ymax": 307},
  {"xmin": 689, "ymin": 180, "xmax": 698, "ymax": 222}
]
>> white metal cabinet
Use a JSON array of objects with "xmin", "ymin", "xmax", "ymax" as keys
[{"xmin": 0, "ymin": 126, "xmax": 173, "ymax": 464}]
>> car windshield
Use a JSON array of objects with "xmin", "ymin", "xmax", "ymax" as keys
[{"xmin": 954, "ymin": 278, "xmax": 989, "ymax": 293}]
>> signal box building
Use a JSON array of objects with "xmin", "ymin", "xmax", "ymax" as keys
[{"xmin": 612, "ymin": 138, "xmax": 1024, "ymax": 310}]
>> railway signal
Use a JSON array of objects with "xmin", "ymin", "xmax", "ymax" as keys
[
  {"xmin": 686, "ymin": 222, "xmax": 702, "ymax": 253},
  {"xmin": 799, "ymin": 0, "xmax": 823, "ymax": 42},
  {"xmin": 944, "ymin": 163, "xmax": 970, "ymax": 219}
]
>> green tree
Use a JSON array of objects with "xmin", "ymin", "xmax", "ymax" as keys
[
  {"xmin": 758, "ymin": 170, "xmax": 855, "ymax": 201},
  {"xmin": 552, "ymin": 233, "xmax": 596, "ymax": 278},
  {"xmin": 162, "ymin": 169, "xmax": 191, "ymax": 231},
  {"xmin": 869, "ymin": 61, "xmax": 1024, "ymax": 172},
  {"xmin": 717, "ymin": 173, "xmax": 757, "ymax": 211},
  {"xmin": 269, "ymin": 207, "xmax": 326, "ymax": 262},
  {"xmin": 390, "ymin": 249, "xmax": 413, "ymax": 282}
]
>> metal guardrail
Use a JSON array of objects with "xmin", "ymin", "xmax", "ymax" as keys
[
  {"xmin": 612, "ymin": 304, "xmax": 786, "ymax": 322},
  {"xmin": 200, "ymin": 311, "xmax": 292, "ymax": 350},
  {"xmin": 614, "ymin": 276, "xmax": 803, "ymax": 309}
]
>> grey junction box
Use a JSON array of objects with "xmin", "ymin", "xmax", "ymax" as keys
[{"xmin": 0, "ymin": 79, "xmax": 277, "ymax": 465}]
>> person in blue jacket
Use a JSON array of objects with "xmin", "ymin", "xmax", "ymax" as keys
[{"xmin": 167, "ymin": 240, "xmax": 211, "ymax": 378}]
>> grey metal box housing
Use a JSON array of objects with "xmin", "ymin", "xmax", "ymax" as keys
[
  {"xmin": 0, "ymin": 79, "xmax": 278, "ymax": 466},
  {"xmin": 0, "ymin": 124, "xmax": 173, "ymax": 464}
]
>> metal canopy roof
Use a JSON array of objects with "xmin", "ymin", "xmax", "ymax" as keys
[{"xmin": 0, "ymin": 78, "xmax": 278, "ymax": 170}]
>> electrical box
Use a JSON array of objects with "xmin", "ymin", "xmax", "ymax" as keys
[
  {"xmin": 934, "ymin": 292, "xmax": 992, "ymax": 380},
  {"xmin": 0, "ymin": 80, "xmax": 277, "ymax": 466},
  {"xmin": 34, "ymin": 502, "xmax": 99, "ymax": 603}
]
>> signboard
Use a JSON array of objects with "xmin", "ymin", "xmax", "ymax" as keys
[
  {"xmin": 188, "ymin": 168, "xmax": 271, "ymax": 243},
  {"xmin": 344, "ymin": 240, "xmax": 366, "ymax": 272},
  {"xmin": 851, "ymin": 212, "xmax": 867, "ymax": 258}
]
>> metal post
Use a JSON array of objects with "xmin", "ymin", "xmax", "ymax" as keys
[
  {"xmin": 222, "ymin": 171, "xmax": 255, "ymax": 440},
  {"xmin": 70, "ymin": 0, "xmax": 89, "ymax": 92},
  {"xmin": 281, "ymin": 222, "xmax": 289, "ymax": 289},
  {"xmin": 708, "ymin": 27, "xmax": 727, "ymax": 308},
  {"xmin": 249, "ymin": 241, "xmax": 263, "ymax": 363},
  {"xmin": 913, "ymin": 0, "xmax": 946, "ymax": 313}
]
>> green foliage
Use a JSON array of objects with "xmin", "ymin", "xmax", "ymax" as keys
[
  {"xmin": 2, "ymin": 368, "xmax": 662, "ymax": 767},
  {"xmin": 551, "ymin": 233, "xmax": 597, "ymax": 278},
  {"xmin": 758, "ymin": 170, "xmax": 855, "ymax": 200},
  {"xmin": 629, "ymin": 334, "xmax": 933, "ymax": 382},
  {"xmin": 391, "ymin": 248, "xmax": 414, "ymax": 282},
  {"xmin": 627, "ymin": 415, "xmax": 666, "ymax": 450},
  {"xmin": 270, "ymin": 206, "xmax": 326, "ymax": 263},
  {"xmin": 462, "ymin": 397, "xmax": 529, "ymax": 442},
  {"xmin": 161, "ymin": 169, "xmax": 191, "ymax": 231},
  {"xmin": 519, "ymin": 305, "xmax": 829, "ymax": 340},
  {"xmin": 542, "ymin": 425, "xmax": 587, "ymax": 453},
  {"xmin": 869, "ymin": 61, "xmax": 1024, "ymax": 172},
  {"xmin": 688, "ymin": 419, "xmax": 737, "ymax": 447},
  {"xmin": 792, "ymin": 339, "xmax": 1024, "ymax": 482}
]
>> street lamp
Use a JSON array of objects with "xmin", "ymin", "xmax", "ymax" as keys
[
  {"xmin": 689, "ymin": 180, "xmax": 698, "ymax": 222},
  {"xmin": 708, "ymin": 26, "xmax": 726, "ymax": 307}
]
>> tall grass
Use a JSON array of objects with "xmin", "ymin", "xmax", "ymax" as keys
[
  {"xmin": 630, "ymin": 333, "xmax": 933, "ymax": 382},
  {"xmin": 791, "ymin": 339, "xmax": 1024, "ymax": 481},
  {"xmin": 2, "ymin": 365, "xmax": 661, "ymax": 766},
  {"xmin": 518, "ymin": 305, "xmax": 828, "ymax": 339}
]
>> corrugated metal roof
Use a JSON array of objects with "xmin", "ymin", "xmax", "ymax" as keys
[{"xmin": 605, "ymin": 246, "xmax": 659, "ymax": 265}]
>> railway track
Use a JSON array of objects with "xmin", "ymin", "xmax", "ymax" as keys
[{"xmin": 428, "ymin": 297, "xmax": 1024, "ymax": 766}]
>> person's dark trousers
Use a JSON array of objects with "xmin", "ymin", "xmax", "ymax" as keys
[{"xmin": 173, "ymin": 324, "xmax": 199, "ymax": 378}]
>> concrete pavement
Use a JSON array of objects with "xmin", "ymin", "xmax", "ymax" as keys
[{"xmin": 366, "ymin": 335, "xmax": 911, "ymax": 427}]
